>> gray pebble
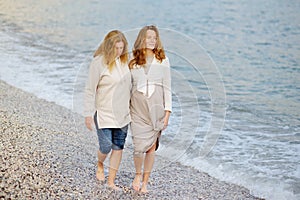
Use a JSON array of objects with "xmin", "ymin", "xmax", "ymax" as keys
[{"xmin": 0, "ymin": 80, "xmax": 265, "ymax": 200}]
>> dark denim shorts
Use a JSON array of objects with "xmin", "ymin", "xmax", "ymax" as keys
[{"xmin": 94, "ymin": 112, "xmax": 128, "ymax": 154}]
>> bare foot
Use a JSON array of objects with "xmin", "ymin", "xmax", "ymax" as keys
[
  {"xmin": 140, "ymin": 182, "xmax": 148, "ymax": 193},
  {"xmin": 96, "ymin": 162, "xmax": 105, "ymax": 181},
  {"xmin": 108, "ymin": 183, "xmax": 121, "ymax": 191},
  {"xmin": 132, "ymin": 174, "xmax": 141, "ymax": 191}
]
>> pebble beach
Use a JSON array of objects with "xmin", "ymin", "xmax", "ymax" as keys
[{"xmin": 0, "ymin": 80, "xmax": 265, "ymax": 200}]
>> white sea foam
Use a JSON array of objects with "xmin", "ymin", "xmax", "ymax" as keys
[{"xmin": 1, "ymin": 1, "xmax": 300, "ymax": 199}]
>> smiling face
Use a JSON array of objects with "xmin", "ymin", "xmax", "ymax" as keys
[
  {"xmin": 115, "ymin": 41, "xmax": 124, "ymax": 57},
  {"xmin": 145, "ymin": 30, "xmax": 157, "ymax": 50}
]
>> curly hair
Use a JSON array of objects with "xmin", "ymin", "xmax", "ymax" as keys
[{"xmin": 129, "ymin": 25, "xmax": 165, "ymax": 69}]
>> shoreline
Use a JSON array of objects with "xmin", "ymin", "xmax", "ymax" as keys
[{"xmin": 0, "ymin": 80, "xmax": 265, "ymax": 199}]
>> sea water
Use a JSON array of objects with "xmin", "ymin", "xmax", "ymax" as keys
[{"xmin": 0, "ymin": 0, "xmax": 299, "ymax": 199}]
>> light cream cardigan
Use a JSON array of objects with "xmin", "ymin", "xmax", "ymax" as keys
[
  {"xmin": 130, "ymin": 56, "xmax": 172, "ymax": 112},
  {"xmin": 84, "ymin": 55, "xmax": 131, "ymax": 128}
]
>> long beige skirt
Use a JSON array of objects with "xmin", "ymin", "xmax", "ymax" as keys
[{"xmin": 130, "ymin": 85, "xmax": 165, "ymax": 154}]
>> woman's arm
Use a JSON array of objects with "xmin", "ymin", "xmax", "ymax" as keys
[
  {"xmin": 163, "ymin": 110, "xmax": 171, "ymax": 130},
  {"xmin": 85, "ymin": 116, "xmax": 94, "ymax": 131},
  {"xmin": 162, "ymin": 57, "xmax": 172, "ymax": 130},
  {"xmin": 162, "ymin": 57, "xmax": 172, "ymax": 112},
  {"xmin": 84, "ymin": 56, "xmax": 102, "ymax": 130}
]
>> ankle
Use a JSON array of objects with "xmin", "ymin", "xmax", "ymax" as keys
[
  {"xmin": 97, "ymin": 162, "xmax": 104, "ymax": 172},
  {"xmin": 135, "ymin": 172, "xmax": 142, "ymax": 176},
  {"xmin": 98, "ymin": 161, "xmax": 103, "ymax": 165}
]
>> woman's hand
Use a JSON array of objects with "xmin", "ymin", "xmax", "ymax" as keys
[
  {"xmin": 162, "ymin": 111, "xmax": 171, "ymax": 131},
  {"xmin": 85, "ymin": 116, "xmax": 93, "ymax": 131}
]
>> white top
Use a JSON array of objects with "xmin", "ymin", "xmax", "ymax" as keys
[
  {"xmin": 130, "ymin": 56, "xmax": 172, "ymax": 112},
  {"xmin": 84, "ymin": 55, "xmax": 131, "ymax": 128}
]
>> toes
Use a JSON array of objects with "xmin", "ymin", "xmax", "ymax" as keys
[
  {"xmin": 140, "ymin": 183, "xmax": 148, "ymax": 193},
  {"xmin": 108, "ymin": 184, "xmax": 121, "ymax": 191},
  {"xmin": 132, "ymin": 185, "xmax": 140, "ymax": 192},
  {"xmin": 132, "ymin": 178, "xmax": 141, "ymax": 191},
  {"xmin": 132, "ymin": 181, "xmax": 140, "ymax": 191}
]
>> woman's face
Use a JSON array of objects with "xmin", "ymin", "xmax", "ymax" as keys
[
  {"xmin": 145, "ymin": 30, "xmax": 157, "ymax": 50},
  {"xmin": 115, "ymin": 41, "xmax": 124, "ymax": 57}
]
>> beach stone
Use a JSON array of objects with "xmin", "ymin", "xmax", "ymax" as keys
[{"xmin": 0, "ymin": 80, "xmax": 265, "ymax": 200}]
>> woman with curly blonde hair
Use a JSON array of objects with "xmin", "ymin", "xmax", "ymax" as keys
[
  {"xmin": 84, "ymin": 30, "xmax": 131, "ymax": 190},
  {"xmin": 129, "ymin": 25, "xmax": 172, "ymax": 193}
]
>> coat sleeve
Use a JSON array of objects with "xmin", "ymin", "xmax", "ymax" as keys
[
  {"xmin": 162, "ymin": 57, "xmax": 172, "ymax": 112},
  {"xmin": 83, "ymin": 56, "xmax": 102, "ymax": 117}
]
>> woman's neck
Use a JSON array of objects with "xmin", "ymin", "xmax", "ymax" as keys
[{"xmin": 146, "ymin": 48, "xmax": 154, "ymax": 57}]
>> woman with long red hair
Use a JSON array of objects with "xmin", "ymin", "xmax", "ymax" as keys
[{"xmin": 129, "ymin": 25, "xmax": 172, "ymax": 193}]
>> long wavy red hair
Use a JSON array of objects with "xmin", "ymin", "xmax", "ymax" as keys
[
  {"xmin": 94, "ymin": 30, "xmax": 128, "ymax": 71},
  {"xmin": 129, "ymin": 25, "xmax": 165, "ymax": 69}
]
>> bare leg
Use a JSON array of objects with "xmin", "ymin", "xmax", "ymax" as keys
[
  {"xmin": 141, "ymin": 144, "xmax": 156, "ymax": 193},
  {"xmin": 107, "ymin": 150, "xmax": 123, "ymax": 189},
  {"xmin": 96, "ymin": 150, "xmax": 107, "ymax": 181},
  {"xmin": 132, "ymin": 153, "xmax": 144, "ymax": 191}
]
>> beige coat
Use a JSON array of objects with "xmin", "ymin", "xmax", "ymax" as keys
[
  {"xmin": 84, "ymin": 55, "xmax": 131, "ymax": 128},
  {"xmin": 130, "ymin": 56, "xmax": 172, "ymax": 153}
]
